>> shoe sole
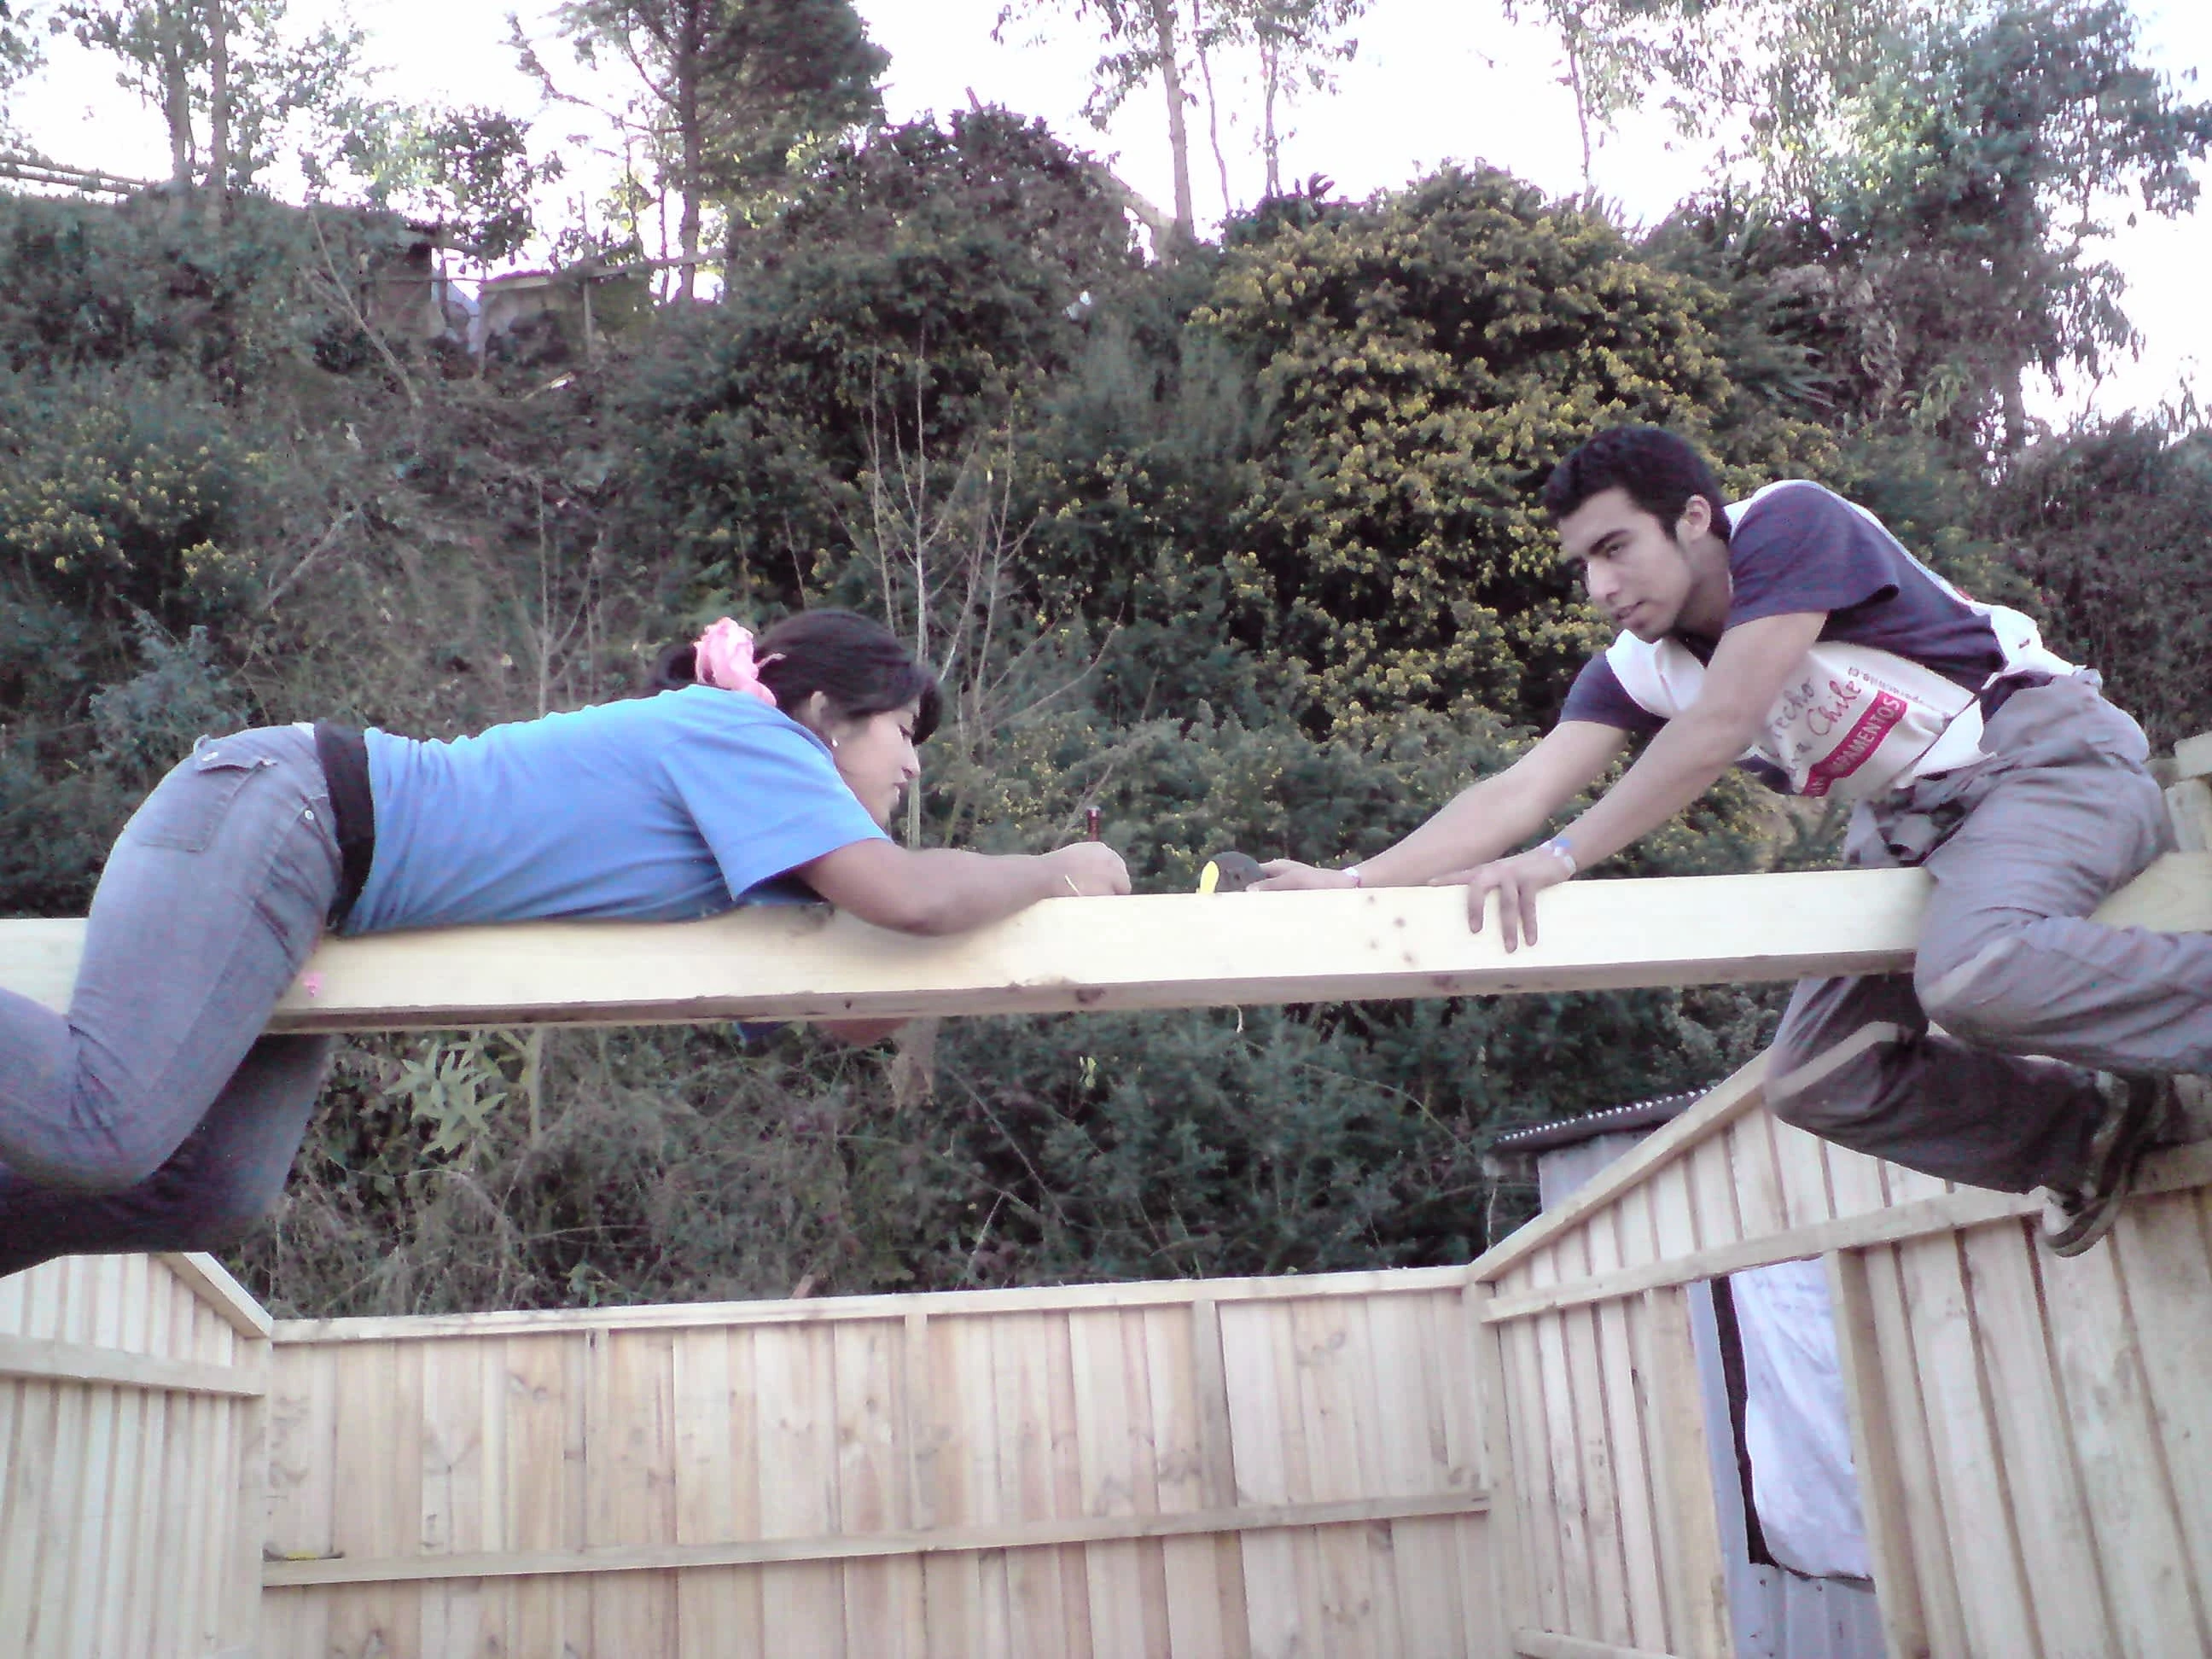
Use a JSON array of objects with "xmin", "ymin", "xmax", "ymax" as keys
[{"xmin": 2045, "ymin": 1080, "xmax": 2163, "ymax": 1257}]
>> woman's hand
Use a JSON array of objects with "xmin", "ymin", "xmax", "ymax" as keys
[
  {"xmin": 1431, "ymin": 847, "xmax": 1573, "ymax": 950},
  {"xmin": 1250, "ymin": 860, "xmax": 1360, "ymax": 892},
  {"xmin": 1046, "ymin": 841, "xmax": 1132, "ymax": 898}
]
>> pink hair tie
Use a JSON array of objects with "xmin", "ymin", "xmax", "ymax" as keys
[{"xmin": 692, "ymin": 619, "xmax": 782, "ymax": 707}]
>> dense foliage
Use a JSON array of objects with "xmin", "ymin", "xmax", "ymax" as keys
[{"xmin": 0, "ymin": 29, "xmax": 2203, "ymax": 1314}]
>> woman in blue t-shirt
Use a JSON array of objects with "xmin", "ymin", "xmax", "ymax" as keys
[{"xmin": 0, "ymin": 608, "xmax": 1129, "ymax": 1278}]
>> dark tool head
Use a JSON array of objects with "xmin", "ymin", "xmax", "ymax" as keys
[{"xmin": 1196, "ymin": 850, "xmax": 1266, "ymax": 894}]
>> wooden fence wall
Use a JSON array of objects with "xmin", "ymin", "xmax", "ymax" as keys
[
  {"xmin": 259, "ymin": 1270, "xmax": 1498, "ymax": 1658},
  {"xmin": 0, "ymin": 1250, "xmax": 271, "ymax": 1659},
  {"xmin": 1470, "ymin": 1056, "xmax": 2212, "ymax": 1659}
]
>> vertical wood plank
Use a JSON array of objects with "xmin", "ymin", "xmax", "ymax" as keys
[
  {"xmin": 2043, "ymin": 1227, "xmax": 2209, "ymax": 1657},
  {"xmin": 757, "ymin": 1322, "xmax": 845, "ymax": 1656},
  {"xmin": 2110, "ymin": 1190, "xmax": 2212, "ymax": 1640},
  {"xmin": 1824, "ymin": 1250, "xmax": 1931, "ymax": 1659},
  {"xmin": 1893, "ymin": 1231, "xmax": 2039, "ymax": 1658},
  {"xmin": 503, "ymin": 1332, "xmax": 591, "ymax": 1659},
  {"xmin": 1860, "ymin": 1244, "xmax": 1970, "ymax": 1658},
  {"xmin": 589, "ymin": 1328, "xmax": 678, "ymax": 1656},
  {"xmin": 1823, "ymin": 1144, "xmax": 1890, "ymax": 1220},
  {"xmin": 1528, "ymin": 1234, "xmax": 1597, "ymax": 1642},
  {"xmin": 673, "ymin": 1326, "xmax": 765, "ymax": 1659},
  {"xmin": 1582, "ymin": 1220, "xmax": 1666, "ymax": 1654},
  {"xmin": 1468, "ymin": 1284, "xmax": 1533, "ymax": 1659},
  {"xmin": 1959, "ymin": 1223, "xmax": 2116, "ymax": 1658},
  {"xmin": 326, "ymin": 1337, "xmax": 422, "ymax": 1659},
  {"xmin": 1638, "ymin": 1286, "xmax": 1731, "ymax": 1659},
  {"xmin": 1771, "ymin": 1120, "xmax": 1839, "ymax": 1231},
  {"xmin": 992, "ymin": 1310, "xmax": 1074, "ymax": 1656},
  {"xmin": 1290, "ymin": 1295, "xmax": 1383, "ymax": 1659},
  {"xmin": 1728, "ymin": 1115, "xmax": 1790, "ymax": 1241},
  {"xmin": 836, "ymin": 1318, "xmax": 924, "ymax": 1659}
]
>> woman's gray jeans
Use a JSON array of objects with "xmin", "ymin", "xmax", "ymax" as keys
[{"xmin": 0, "ymin": 725, "xmax": 341, "ymax": 1278}]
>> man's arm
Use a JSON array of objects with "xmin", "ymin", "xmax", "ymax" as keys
[
  {"xmin": 1252, "ymin": 719, "xmax": 1630, "ymax": 890},
  {"xmin": 1437, "ymin": 610, "xmax": 1828, "ymax": 946}
]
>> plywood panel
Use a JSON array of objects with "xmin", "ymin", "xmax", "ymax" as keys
[
  {"xmin": 1958, "ymin": 1223, "xmax": 2114, "ymax": 1658},
  {"xmin": 2043, "ymin": 1231, "xmax": 2209, "ymax": 1657},
  {"xmin": 1893, "ymin": 1231, "xmax": 2037, "ymax": 1658},
  {"xmin": 2111, "ymin": 1190, "xmax": 2212, "ymax": 1641}
]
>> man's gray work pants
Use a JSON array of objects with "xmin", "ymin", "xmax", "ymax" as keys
[{"xmin": 1767, "ymin": 674, "xmax": 2212, "ymax": 1193}]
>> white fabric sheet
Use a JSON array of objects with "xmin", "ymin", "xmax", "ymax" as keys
[{"xmin": 1730, "ymin": 1258, "xmax": 1872, "ymax": 1581}]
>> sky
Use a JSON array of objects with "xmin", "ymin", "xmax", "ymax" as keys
[{"xmin": 9, "ymin": 0, "xmax": 2209, "ymax": 421}]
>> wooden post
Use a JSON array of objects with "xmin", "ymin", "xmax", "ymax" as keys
[
  {"xmin": 1468, "ymin": 1283, "xmax": 1534, "ymax": 1659},
  {"xmin": 1824, "ymin": 1249, "xmax": 1930, "ymax": 1659},
  {"xmin": 1635, "ymin": 1287, "xmax": 1732, "ymax": 1659}
]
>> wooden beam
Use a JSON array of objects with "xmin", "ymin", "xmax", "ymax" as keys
[
  {"xmin": 259, "ymin": 1488, "xmax": 1490, "ymax": 1588},
  {"xmin": 157, "ymin": 1252, "xmax": 273, "ymax": 1339},
  {"xmin": 1513, "ymin": 1631, "xmax": 1687, "ymax": 1659},
  {"xmin": 0, "ymin": 1334, "xmax": 266, "ymax": 1397},
  {"xmin": 1479, "ymin": 1140, "xmax": 2212, "ymax": 1325},
  {"xmin": 3, "ymin": 854, "xmax": 2204, "ymax": 1033},
  {"xmin": 270, "ymin": 1262, "xmax": 1479, "ymax": 1347},
  {"xmin": 2174, "ymin": 731, "xmax": 2212, "ymax": 781}
]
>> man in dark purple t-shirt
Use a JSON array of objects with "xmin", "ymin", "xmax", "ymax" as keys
[{"xmin": 1255, "ymin": 424, "xmax": 2211, "ymax": 1254}]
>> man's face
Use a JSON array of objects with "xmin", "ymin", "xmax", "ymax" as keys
[{"xmin": 1556, "ymin": 486, "xmax": 1703, "ymax": 641}]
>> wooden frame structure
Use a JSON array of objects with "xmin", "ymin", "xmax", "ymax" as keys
[
  {"xmin": 1468, "ymin": 1059, "xmax": 2212, "ymax": 1659},
  {"xmin": 2, "ymin": 738, "xmax": 2209, "ymax": 1654},
  {"xmin": 0, "ymin": 1251, "xmax": 270, "ymax": 1659}
]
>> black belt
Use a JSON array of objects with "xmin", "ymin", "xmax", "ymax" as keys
[
  {"xmin": 312, "ymin": 722, "xmax": 375, "ymax": 928},
  {"xmin": 1980, "ymin": 671, "xmax": 2055, "ymax": 723}
]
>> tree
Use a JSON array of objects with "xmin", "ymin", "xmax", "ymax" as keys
[
  {"xmin": 526, "ymin": 0, "xmax": 886, "ymax": 298},
  {"xmin": 1525, "ymin": 0, "xmax": 2212, "ymax": 457},
  {"xmin": 341, "ymin": 107, "xmax": 563, "ymax": 263},
  {"xmin": 998, "ymin": 0, "xmax": 1367, "ymax": 242}
]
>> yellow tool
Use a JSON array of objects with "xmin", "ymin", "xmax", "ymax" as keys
[{"xmin": 1196, "ymin": 850, "xmax": 1265, "ymax": 894}]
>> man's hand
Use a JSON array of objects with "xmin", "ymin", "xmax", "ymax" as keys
[
  {"xmin": 1250, "ymin": 860, "xmax": 1360, "ymax": 892},
  {"xmin": 1047, "ymin": 841, "xmax": 1132, "ymax": 897},
  {"xmin": 1432, "ymin": 847, "xmax": 1573, "ymax": 950}
]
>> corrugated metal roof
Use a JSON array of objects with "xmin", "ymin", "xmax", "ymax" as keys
[{"xmin": 1488, "ymin": 1087, "xmax": 1710, "ymax": 1155}]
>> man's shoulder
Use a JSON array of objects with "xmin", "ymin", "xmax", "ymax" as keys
[{"xmin": 1729, "ymin": 479, "xmax": 1865, "ymax": 538}]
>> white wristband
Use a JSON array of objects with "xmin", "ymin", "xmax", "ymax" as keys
[
  {"xmin": 1342, "ymin": 864, "xmax": 1365, "ymax": 888},
  {"xmin": 1540, "ymin": 837, "xmax": 1577, "ymax": 876}
]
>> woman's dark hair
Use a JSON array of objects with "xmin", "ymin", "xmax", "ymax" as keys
[
  {"xmin": 1540, "ymin": 425, "xmax": 1732, "ymax": 544},
  {"xmin": 652, "ymin": 608, "xmax": 942, "ymax": 742}
]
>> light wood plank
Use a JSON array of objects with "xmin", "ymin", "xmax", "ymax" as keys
[
  {"xmin": 2043, "ymin": 1225, "xmax": 2210, "ymax": 1656},
  {"xmin": 1823, "ymin": 1251, "xmax": 1930, "ymax": 1659},
  {"xmin": 1583, "ymin": 1220, "xmax": 1666, "ymax": 1655},
  {"xmin": 1892, "ymin": 1232, "xmax": 2039, "ymax": 1657},
  {"xmin": 1956, "ymin": 1223, "xmax": 2115, "ymax": 1658},
  {"xmin": 2173, "ymin": 730, "xmax": 2212, "ymax": 780},
  {"xmin": 156, "ymin": 1251, "xmax": 273, "ymax": 1338},
  {"xmin": 270, "ymin": 1261, "xmax": 1479, "ymax": 1344},
  {"xmin": 0, "ymin": 1332, "xmax": 265, "ymax": 1396},
  {"xmin": 1481, "ymin": 1181, "xmax": 2055, "ymax": 1324},
  {"xmin": 1636, "ymin": 1288, "xmax": 1729, "ymax": 1659},
  {"xmin": 673, "ymin": 1327, "xmax": 763, "ymax": 1658},
  {"xmin": 2110, "ymin": 1190, "xmax": 2212, "ymax": 1642},
  {"xmin": 1512, "ymin": 1629, "xmax": 1687, "ymax": 1659},
  {"xmin": 15, "ymin": 855, "xmax": 2204, "ymax": 1033},
  {"xmin": 755, "ymin": 1323, "xmax": 845, "ymax": 1656}
]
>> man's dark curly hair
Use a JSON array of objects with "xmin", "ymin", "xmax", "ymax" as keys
[{"xmin": 1540, "ymin": 425, "xmax": 1731, "ymax": 544}]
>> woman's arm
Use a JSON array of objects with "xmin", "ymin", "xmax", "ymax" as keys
[{"xmin": 795, "ymin": 838, "xmax": 1131, "ymax": 936}]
